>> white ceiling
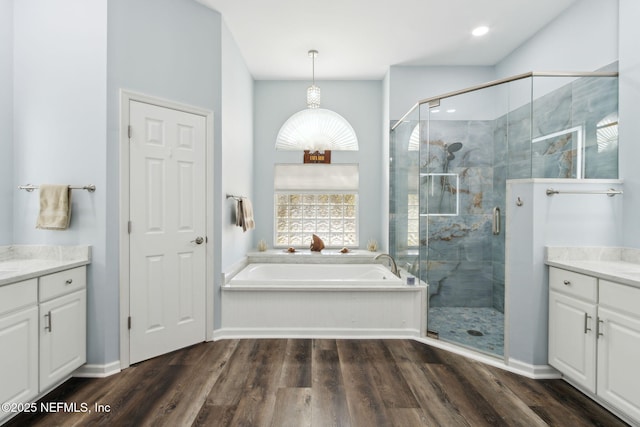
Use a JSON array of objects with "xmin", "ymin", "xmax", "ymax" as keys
[{"xmin": 197, "ymin": 0, "xmax": 578, "ymax": 80}]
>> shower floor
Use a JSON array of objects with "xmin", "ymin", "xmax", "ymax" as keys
[{"xmin": 428, "ymin": 307, "xmax": 504, "ymax": 357}]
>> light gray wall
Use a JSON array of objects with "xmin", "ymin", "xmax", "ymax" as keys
[
  {"xmin": 619, "ymin": 0, "xmax": 640, "ymax": 249},
  {"xmin": 496, "ymin": 0, "xmax": 619, "ymax": 78},
  {"xmin": 8, "ymin": 0, "xmax": 249, "ymax": 366},
  {"xmin": 13, "ymin": 0, "xmax": 109, "ymax": 363},
  {"xmin": 220, "ymin": 22, "xmax": 254, "ymax": 271},
  {"xmin": 388, "ymin": 66, "xmax": 496, "ymax": 120},
  {"xmin": 506, "ymin": 180, "xmax": 623, "ymax": 366},
  {"xmin": 495, "ymin": 0, "xmax": 619, "ymax": 115},
  {"xmin": 253, "ymin": 80, "xmax": 383, "ymax": 249},
  {"xmin": 107, "ymin": 0, "xmax": 224, "ymax": 361},
  {"xmin": 0, "ymin": 0, "xmax": 13, "ymax": 245}
]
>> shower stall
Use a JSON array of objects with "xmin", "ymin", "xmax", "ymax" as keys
[{"xmin": 389, "ymin": 69, "xmax": 619, "ymax": 358}]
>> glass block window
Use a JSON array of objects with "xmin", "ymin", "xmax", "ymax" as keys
[
  {"xmin": 275, "ymin": 192, "xmax": 358, "ymax": 248},
  {"xmin": 407, "ymin": 192, "xmax": 419, "ymax": 247}
]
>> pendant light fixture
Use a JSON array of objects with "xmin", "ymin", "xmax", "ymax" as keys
[
  {"xmin": 275, "ymin": 50, "xmax": 359, "ymax": 151},
  {"xmin": 307, "ymin": 50, "xmax": 321, "ymax": 109}
]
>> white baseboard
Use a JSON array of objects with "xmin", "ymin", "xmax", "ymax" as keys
[
  {"xmin": 413, "ymin": 337, "xmax": 561, "ymax": 380},
  {"xmin": 506, "ymin": 357, "xmax": 561, "ymax": 379},
  {"xmin": 73, "ymin": 361, "xmax": 121, "ymax": 378}
]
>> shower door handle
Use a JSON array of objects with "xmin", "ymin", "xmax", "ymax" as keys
[{"xmin": 492, "ymin": 207, "xmax": 500, "ymax": 235}]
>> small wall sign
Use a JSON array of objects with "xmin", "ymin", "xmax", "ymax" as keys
[{"xmin": 303, "ymin": 150, "xmax": 331, "ymax": 164}]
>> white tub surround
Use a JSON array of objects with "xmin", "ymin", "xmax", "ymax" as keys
[
  {"xmin": 545, "ymin": 246, "xmax": 640, "ymax": 426},
  {"xmin": 0, "ymin": 245, "xmax": 91, "ymax": 286},
  {"xmin": 219, "ymin": 261, "xmax": 427, "ymax": 340}
]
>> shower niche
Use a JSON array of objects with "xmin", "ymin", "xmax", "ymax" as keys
[{"xmin": 390, "ymin": 69, "xmax": 619, "ymax": 358}]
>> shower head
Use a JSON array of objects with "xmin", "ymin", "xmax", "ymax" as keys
[
  {"xmin": 447, "ymin": 142, "xmax": 463, "ymax": 153},
  {"xmin": 445, "ymin": 142, "xmax": 463, "ymax": 161}
]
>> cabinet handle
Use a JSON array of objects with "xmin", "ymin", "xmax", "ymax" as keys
[
  {"xmin": 44, "ymin": 311, "xmax": 52, "ymax": 332},
  {"xmin": 584, "ymin": 313, "xmax": 592, "ymax": 333},
  {"xmin": 563, "ymin": 280, "xmax": 571, "ymax": 286},
  {"xmin": 597, "ymin": 318, "xmax": 604, "ymax": 338},
  {"xmin": 65, "ymin": 279, "xmax": 73, "ymax": 285}
]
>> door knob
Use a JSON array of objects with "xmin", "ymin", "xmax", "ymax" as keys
[{"xmin": 191, "ymin": 236, "xmax": 204, "ymax": 245}]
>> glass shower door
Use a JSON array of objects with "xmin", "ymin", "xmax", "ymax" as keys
[{"xmin": 418, "ymin": 80, "xmax": 524, "ymax": 358}]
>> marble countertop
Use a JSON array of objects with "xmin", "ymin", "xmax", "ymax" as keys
[
  {"xmin": 0, "ymin": 245, "xmax": 91, "ymax": 287},
  {"xmin": 545, "ymin": 246, "xmax": 640, "ymax": 288}
]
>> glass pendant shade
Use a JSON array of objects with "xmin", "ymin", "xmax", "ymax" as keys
[
  {"xmin": 307, "ymin": 85, "xmax": 321, "ymax": 109},
  {"xmin": 276, "ymin": 108, "xmax": 359, "ymax": 151}
]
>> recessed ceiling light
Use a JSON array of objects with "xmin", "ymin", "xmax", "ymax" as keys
[
  {"xmin": 446, "ymin": 109, "xmax": 456, "ymax": 113},
  {"xmin": 431, "ymin": 109, "xmax": 440, "ymax": 113},
  {"xmin": 472, "ymin": 26, "xmax": 490, "ymax": 37}
]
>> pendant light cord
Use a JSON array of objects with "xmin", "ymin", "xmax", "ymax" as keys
[{"xmin": 309, "ymin": 50, "xmax": 318, "ymax": 86}]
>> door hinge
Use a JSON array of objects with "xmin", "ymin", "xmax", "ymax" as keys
[
  {"xmin": 128, "ymin": 125, "xmax": 132, "ymax": 139},
  {"xmin": 128, "ymin": 316, "xmax": 131, "ymax": 330},
  {"xmin": 128, "ymin": 221, "xmax": 132, "ymax": 234},
  {"xmin": 206, "ymin": 236, "xmax": 208, "ymax": 243}
]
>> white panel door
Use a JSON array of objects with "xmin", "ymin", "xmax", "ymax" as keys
[
  {"xmin": 129, "ymin": 100, "xmax": 206, "ymax": 364},
  {"xmin": 548, "ymin": 290, "xmax": 597, "ymax": 393}
]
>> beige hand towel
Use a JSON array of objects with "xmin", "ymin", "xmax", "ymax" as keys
[
  {"xmin": 36, "ymin": 184, "xmax": 72, "ymax": 230},
  {"xmin": 240, "ymin": 197, "xmax": 255, "ymax": 232}
]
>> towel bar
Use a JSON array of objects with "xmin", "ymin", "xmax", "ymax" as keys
[
  {"xmin": 545, "ymin": 188, "xmax": 622, "ymax": 197},
  {"xmin": 226, "ymin": 193, "xmax": 244, "ymax": 201},
  {"xmin": 18, "ymin": 184, "xmax": 96, "ymax": 193}
]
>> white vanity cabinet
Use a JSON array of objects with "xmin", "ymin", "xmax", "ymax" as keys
[
  {"xmin": 0, "ymin": 279, "xmax": 39, "ymax": 419},
  {"xmin": 38, "ymin": 267, "xmax": 87, "ymax": 392},
  {"xmin": 0, "ymin": 265, "xmax": 87, "ymax": 423},
  {"xmin": 548, "ymin": 267, "xmax": 640, "ymax": 424},
  {"xmin": 596, "ymin": 279, "xmax": 640, "ymax": 422},
  {"xmin": 548, "ymin": 268, "xmax": 597, "ymax": 392}
]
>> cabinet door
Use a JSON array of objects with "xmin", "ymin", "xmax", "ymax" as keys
[
  {"xmin": 39, "ymin": 289, "xmax": 86, "ymax": 392},
  {"xmin": 548, "ymin": 290, "xmax": 597, "ymax": 392},
  {"xmin": 597, "ymin": 306, "xmax": 640, "ymax": 423},
  {"xmin": 0, "ymin": 306, "xmax": 38, "ymax": 422}
]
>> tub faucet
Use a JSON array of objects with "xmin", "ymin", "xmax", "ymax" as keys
[{"xmin": 374, "ymin": 253, "xmax": 401, "ymax": 278}]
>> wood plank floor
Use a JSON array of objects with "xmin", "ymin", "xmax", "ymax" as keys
[{"xmin": 5, "ymin": 339, "xmax": 630, "ymax": 427}]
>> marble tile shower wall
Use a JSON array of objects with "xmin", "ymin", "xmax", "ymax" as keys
[
  {"xmin": 390, "ymin": 72, "xmax": 618, "ymax": 313},
  {"xmin": 422, "ymin": 120, "xmax": 497, "ymax": 310},
  {"xmin": 495, "ymin": 75, "xmax": 619, "ymax": 182}
]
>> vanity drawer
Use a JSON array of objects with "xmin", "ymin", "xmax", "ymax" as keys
[
  {"xmin": 0, "ymin": 279, "xmax": 38, "ymax": 316},
  {"xmin": 39, "ymin": 266, "xmax": 86, "ymax": 302},
  {"xmin": 549, "ymin": 267, "xmax": 597, "ymax": 302},
  {"xmin": 599, "ymin": 280, "xmax": 640, "ymax": 316}
]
